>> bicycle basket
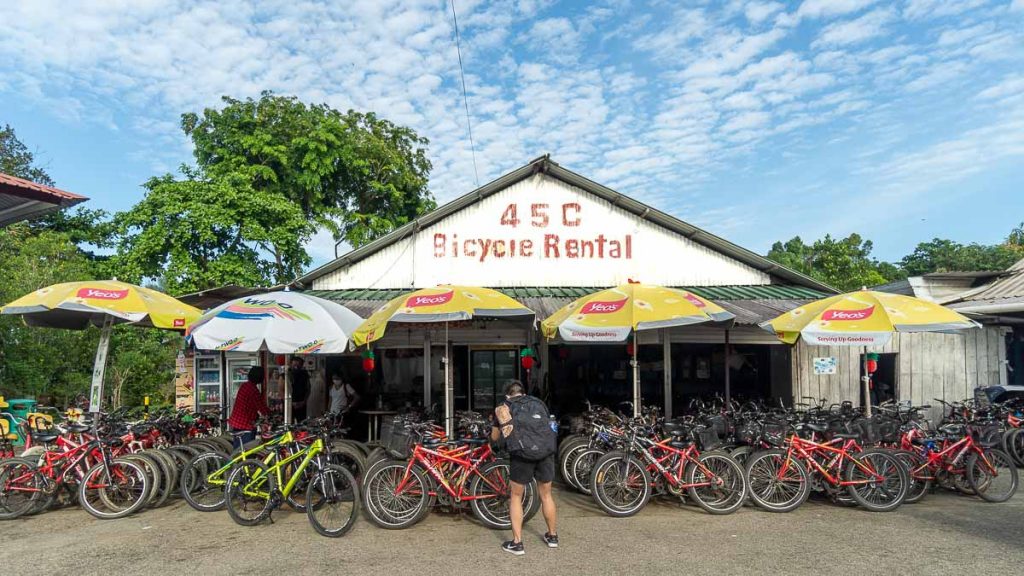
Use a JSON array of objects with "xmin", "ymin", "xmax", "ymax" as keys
[
  {"xmin": 696, "ymin": 427, "xmax": 723, "ymax": 451},
  {"xmin": 380, "ymin": 418, "xmax": 412, "ymax": 458},
  {"xmin": 762, "ymin": 419, "xmax": 789, "ymax": 447},
  {"xmin": 735, "ymin": 421, "xmax": 758, "ymax": 445}
]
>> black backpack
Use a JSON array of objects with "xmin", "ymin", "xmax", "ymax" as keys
[{"xmin": 504, "ymin": 395, "xmax": 557, "ymax": 461}]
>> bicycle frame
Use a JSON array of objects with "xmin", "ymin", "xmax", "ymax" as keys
[
  {"xmin": 204, "ymin": 431, "xmax": 299, "ymax": 488},
  {"xmin": 631, "ymin": 435, "xmax": 719, "ymax": 490},
  {"xmin": 395, "ymin": 442, "xmax": 498, "ymax": 502},
  {"xmin": 237, "ymin": 437, "xmax": 325, "ymax": 499},
  {"xmin": 782, "ymin": 435, "xmax": 882, "ymax": 486},
  {"xmin": 908, "ymin": 434, "xmax": 985, "ymax": 481}
]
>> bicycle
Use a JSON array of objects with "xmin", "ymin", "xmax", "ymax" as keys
[{"xmin": 224, "ymin": 419, "xmax": 360, "ymax": 537}]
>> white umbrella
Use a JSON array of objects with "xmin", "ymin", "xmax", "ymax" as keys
[{"xmin": 186, "ymin": 291, "xmax": 363, "ymax": 422}]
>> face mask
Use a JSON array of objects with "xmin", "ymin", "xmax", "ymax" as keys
[{"xmin": 333, "ymin": 380, "xmax": 343, "ymax": 386}]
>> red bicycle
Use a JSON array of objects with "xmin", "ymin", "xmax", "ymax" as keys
[
  {"xmin": 362, "ymin": 421, "xmax": 539, "ymax": 530},
  {"xmin": 899, "ymin": 422, "xmax": 1018, "ymax": 503},
  {"xmin": 745, "ymin": 423, "xmax": 909, "ymax": 513}
]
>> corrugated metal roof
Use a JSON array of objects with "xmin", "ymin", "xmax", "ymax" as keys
[
  {"xmin": 304, "ymin": 285, "xmax": 825, "ymax": 325},
  {"xmin": 293, "ymin": 156, "xmax": 835, "ymax": 293},
  {"xmin": 948, "ymin": 258, "xmax": 1024, "ymax": 310}
]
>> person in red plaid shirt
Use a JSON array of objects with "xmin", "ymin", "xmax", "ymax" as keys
[{"xmin": 228, "ymin": 365, "xmax": 270, "ymax": 448}]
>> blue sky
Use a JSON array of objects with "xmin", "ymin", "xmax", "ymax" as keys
[{"xmin": 2, "ymin": 0, "xmax": 1023, "ymax": 268}]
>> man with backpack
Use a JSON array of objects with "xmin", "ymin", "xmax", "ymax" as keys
[{"xmin": 491, "ymin": 380, "xmax": 558, "ymax": 556}]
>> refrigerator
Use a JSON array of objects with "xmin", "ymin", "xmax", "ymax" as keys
[
  {"xmin": 194, "ymin": 354, "xmax": 223, "ymax": 412},
  {"xmin": 226, "ymin": 353, "xmax": 261, "ymax": 416}
]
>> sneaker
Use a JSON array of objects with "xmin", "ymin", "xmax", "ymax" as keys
[
  {"xmin": 543, "ymin": 533, "xmax": 559, "ymax": 548},
  {"xmin": 502, "ymin": 540, "xmax": 525, "ymax": 556}
]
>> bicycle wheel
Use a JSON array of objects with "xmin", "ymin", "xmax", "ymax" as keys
[
  {"xmin": 180, "ymin": 451, "xmax": 231, "ymax": 511},
  {"xmin": 1006, "ymin": 429, "xmax": 1024, "ymax": 467},
  {"xmin": 0, "ymin": 458, "xmax": 44, "ymax": 519},
  {"xmin": 590, "ymin": 451, "xmax": 651, "ymax": 517},
  {"xmin": 306, "ymin": 464, "xmax": 359, "ymax": 537},
  {"xmin": 329, "ymin": 442, "xmax": 367, "ymax": 481},
  {"xmin": 569, "ymin": 448, "xmax": 604, "ymax": 496},
  {"xmin": 894, "ymin": 450, "xmax": 931, "ymax": 504},
  {"xmin": 78, "ymin": 458, "xmax": 151, "ymax": 519},
  {"xmin": 121, "ymin": 453, "xmax": 161, "ymax": 508},
  {"xmin": 730, "ymin": 446, "xmax": 754, "ymax": 466},
  {"xmin": 559, "ymin": 439, "xmax": 589, "ymax": 489},
  {"xmin": 843, "ymin": 449, "xmax": 907, "ymax": 512},
  {"xmin": 225, "ymin": 459, "xmax": 273, "ymax": 526},
  {"xmin": 361, "ymin": 459, "xmax": 430, "ymax": 529},
  {"xmin": 685, "ymin": 450, "xmax": 747, "ymax": 515},
  {"xmin": 145, "ymin": 449, "xmax": 178, "ymax": 506},
  {"xmin": 468, "ymin": 461, "xmax": 538, "ymax": 530},
  {"xmin": 967, "ymin": 449, "xmax": 1018, "ymax": 503},
  {"xmin": 744, "ymin": 449, "xmax": 810, "ymax": 513}
]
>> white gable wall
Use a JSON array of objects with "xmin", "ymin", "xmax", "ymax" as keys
[{"xmin": 313, "ymin": 174, "xmax": 771, "ymax": 289}]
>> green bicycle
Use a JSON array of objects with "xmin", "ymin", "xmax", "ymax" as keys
[{"xmin": 224, "ymin": 428, "xmax": 360, "ymax": 537}]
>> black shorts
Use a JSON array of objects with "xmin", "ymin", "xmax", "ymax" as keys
[{"xmin": 509, "ymin": 454, "xmax": 555, "ymax": 485}]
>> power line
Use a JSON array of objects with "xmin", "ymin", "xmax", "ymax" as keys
[{"xmin": 449, "ymin": 0, "xmax": 480, "ymax": 188}]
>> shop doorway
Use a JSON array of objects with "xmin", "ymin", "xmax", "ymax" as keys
[
  {"xmin": 470, "ymin": 348, "xmax": 519, "ymax": 412},
  {"xmin": 861, "ymin": 353, "xmax": 897, "ymax": 406}
]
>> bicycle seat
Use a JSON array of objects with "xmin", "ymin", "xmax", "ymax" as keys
[
  {"xmin": 832, "ymin": 433, "xmax": 860, "ymax": 440},
  {"xmin": 30, "ymin": 430, "xmax": 60, "ymax": 443},
  {"xmin": 668, "ymin": 440, "xmax": 690, "ymax": 449},
  {"xmin": 66, "ymin": 423, "xmax": 91, "ymax": 433},
  {"xmin": 802, "ymin": 422, "xmax": 828, "ymax": 433}
]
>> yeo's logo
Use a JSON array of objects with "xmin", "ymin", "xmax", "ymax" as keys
[
  {"xmin": 822, "ymin": 306, "xmax": 874, "ymax": 321},
  {"xmin": 77, "ymin": 288, "xmax": 129, "ymax": 300},
  {"xmin": 406, "ymin": 290, "xmax": 454, "ymax": 308},
  {"xmin": 581, "ymin": 298, "xmax": 627, "ymax": 314}
]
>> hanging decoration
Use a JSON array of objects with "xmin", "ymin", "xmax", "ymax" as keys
[
  {"xmin": 520, "ymin": 347, "xmax": 535, "ymax": 370},
  {"xmin": 362, "ymin": 349, "xmax": 376, "ymax": 373},
  {"xmin": 866, "ymin": 352, "xmax": 880, "ymax": 374}
]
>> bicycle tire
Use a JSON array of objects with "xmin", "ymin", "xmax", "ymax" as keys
[
  {"xmin": 306, "ymin": 464, "xmax": 360, "ymax": 537},
  {"xmin": 729, "ymin": 446, "xmax": 754, "ymax": 466},
  {"xmin": 894, "ymin": 450, "xmax": 931, "ymax": 504},
  {"xmin": 121, "ymin": 453, "xmax": 161, "ymax": 508},
  {"xmin": 468, "ymin": 461, "xmax": 540, "ymax": 529},
  {"xmin": 967, "ymin": 449, "xmax": 1018, "ymax": 503},
  {"xmin": 590, "ymin": 451, "xmax": 651, "ymax": 517},
  {"xmin": 180, "ymin": 451, "xmax": 231, "ymax": 511},
  {"xmin": 0, "ymin": 458, "xmax": 44, "ymax": 519},
  {"xmin": 568, "ymin": 448, "xmax": 604, "ymax": 496},
  {"xmin": 843, "ymin": 449, "xmax": 908, "ymax": 512},
  {"xmin": 78, "ymin": 458, "xmax": 151, "ymax": 519},
  {"xmin": 361, "ymin": 459, "xmax": 430, "ymax": 529},
  {"xmin": 144, "ymin": 449, "xmax": 178, "ymax": 504},
  {"xmin": 684, "ymin": 450, "xmax": 747, "ymax": 515},
  {"xmin": 224, "ymin": 459, "xmax": 274, "ymax": 526},
  {"xmin": 744, "ymin": 449, "xmax": 810, "ymax": 513},
  {"xmin": 329, "ymin": 441, "xmax": 367, "ymax": 481},
  {"xmin": 1006, "ymin": 428, "xmax": 1024, "ymax": 467},
  {"xmin": 558, "ymin": 438, "xmax": 589, "ymax": 486}
]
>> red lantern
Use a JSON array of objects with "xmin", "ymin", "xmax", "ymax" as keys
[
  {"xmin": 362, "ymin": 349, "xmax": 376, "ymax": 373},
  {"xmin": 626, "ymin": 343, "xmax": 635, "ymax": 356},
  {"xmin": 866, "ymin": 359, "xmax": 878, "ymax": 374},
  {"xmin": 275, "ymin": 354, "xmax": 286, "ymax": 366},
  {"xmin": 520, "ymin": 347, "xmax": 535, "ymax": 370}
]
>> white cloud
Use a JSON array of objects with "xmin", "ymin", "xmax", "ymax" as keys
[
  {"xmin": 1013, "ymin": 0, "xmax": 1024, "ymax": 11},
  {"xmin": 797, "ymin": 0, "xmax": 878, "ymax": 19},
  {"xmin": 812, "ymin": 8, "xmax": 895, "ymax": 48},
  {"xmin": 744, "ymin": 1, "xmax": 784, "ymax": 25},
  {"xmin": 903, "ymin": 0, "xmax": 991, "ymax": 20},
  {"xmin": 522, "ymin": 17, "xmax": 581, "ymax": 65}
]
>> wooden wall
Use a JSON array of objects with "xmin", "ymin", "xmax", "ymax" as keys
[{"xmin": 791, "ymin": 326, "xmax": 1009, "ymax": 420}]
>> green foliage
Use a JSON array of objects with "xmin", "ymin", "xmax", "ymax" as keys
[
  {"xmin": 112, "ymin": 170, "xmax": 310, "ymax": 293},
  {"xmin": 0, "ymin": 124, "xmax": 54, "ymax": 186},
  {"xmin": 767, "ymin": 234, "xmax": 903, "ymax": 291},
  {"xmin": 900, "ymin": 238, "xmax": 1022, "ymax": 276},
  {"xmin": 182, "ymin": 92, "xmax": 435, "ymax": 250},
  {"xmin": 1007, "ymin": 223, "xmax": 1024, "ymax": 248}
]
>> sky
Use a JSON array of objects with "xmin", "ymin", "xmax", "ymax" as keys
[{"xmin": 1, "ymin": 0, "xmax": 1023, "ymax": 269}]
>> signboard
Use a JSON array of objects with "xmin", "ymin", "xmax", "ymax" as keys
[
  {"xmin": 175, "ymin": 350, "xmax": 195, "ymax": 410},
  {"xmin": 813, "ymin": 357, "xmax": 838, "ymax": 375},
  {"xmin": 315, "ymin": 174, "xmax": 771, "ymax": 289},
  {"xmin": 88, "ymin": 319, "xmax": 113, "ymax": 413}
]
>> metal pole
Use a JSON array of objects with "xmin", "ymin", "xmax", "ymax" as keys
[
  {"xmin": 444, "ymin": 322, "xmax": 453, "ymax": 438},
  {"xmin": 862, "ymin": 346, "xmax": 872, "ymax": 417},
  {"xmin": 724, "ymin": 330, "xmax": 731, "ymax": 406},
  {"xmin": 662, "ymin": 329, "xmax": 672, "ymax": 419},
  {"xmin": 88, "ymin": 316, "xmax": 114, "ymax": 413},
  {"xmin": 632, "ymin": 331, "xmax": 640, "ymax": 418},
  {"xmin": 284, "ymin": 356, "xmax": 293, "ymax": 424},
  {"xmin": 423, "ymin": 331, "xmax": 432, "ymax": 409}
]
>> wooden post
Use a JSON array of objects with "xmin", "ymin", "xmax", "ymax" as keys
[{"xmin": 724, "ymin": 330, "xmax": 731, "ymax": 406}]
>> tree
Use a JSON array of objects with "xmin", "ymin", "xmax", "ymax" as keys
[
  {"xmin": 900, "ymin": 238, "xmax": 1021, "ymax": 276},
  {"xmin": 112, "ymin": 170, "xmax": 310, "ymax": 294},
  {"xmin": 767, "ymin": 234, "xmax": 902, "ymax": 291},
  {"xmin": 182, "ymin": 92, "xmax": 435, "ymax": 256},
  {"xmin": 1007, "ymin": 223, "xmax": 1024, "ymax": 249},
  {"xmin": 0, "ymin": 124, "xmax": 54, "ymax": 185}
]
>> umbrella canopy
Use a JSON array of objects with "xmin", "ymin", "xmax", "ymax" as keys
[
  {"xmin": 541, "ymin": 283, "xmax": 735, "ymax": 342},
  {"xmin": 758, "ymin": 289, "xmax": 979, "ymax": 347},
  {"xmin": 352, "ymin": 285, "xmax": 535, "ymax": 346},
  {"xmin": 1, "ymin": 279, "xmax": 200, "ymax": 330},
  {"xmin": 186, "ymin": 291, "xmax": 363, "ymax": 354}
]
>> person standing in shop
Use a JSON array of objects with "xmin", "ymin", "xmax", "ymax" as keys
[{"xmin": 289, "ymin": 356, "xmax": 310, "ymax": 423}]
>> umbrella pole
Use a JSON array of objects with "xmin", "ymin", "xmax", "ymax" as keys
[
  {"xmin": 862, "ymin": 346, "xmax": 871, "ymax": 417},
  {"xmin": 88, "ymin": 316, "xmax": 114, "ymax": 414},
  {"xmin": 632, "ymin": 331, "xmax": 640, "ymax": 418},
  {"xmin": 444, "ymin": 322, "xmax": 452, "ymax": 438},
  {"xmin": 285, "ymin": 358, "xmax": 293, "ymax": 425}
]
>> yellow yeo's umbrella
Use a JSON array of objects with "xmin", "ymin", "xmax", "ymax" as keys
[
  {"xmin": 758, "ymin": 289, "xmax": 978, "ymax": 347},
  {"xmin": 2, "ymin": 280, "xmax": 201, "ymax": 414},
  {"xmin": 352, "ymin": 285, "xmax": 534, "ymax": 346},
  {"xmin": 1, "ymin": 280, "xmax": 200, "ymax": 330},
  {"xmin": 352, "ymin": 285, "xmax": 534, "ymax": 436},
  {"xmin": 759, "ymin": 289, "xmax": 979, "ymax": 416},
  {"xmin": 541, "ymin": 284, "xmax": 734, "ymax": 342},
  {"xmin": 542, "ymin": 283, "xmax": 735, "ymax": 416}
]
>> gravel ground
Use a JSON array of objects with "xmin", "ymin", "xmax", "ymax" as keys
[{"xmin": 1, "ymin": 487, "xmax": 1021, "ymax": 575}]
